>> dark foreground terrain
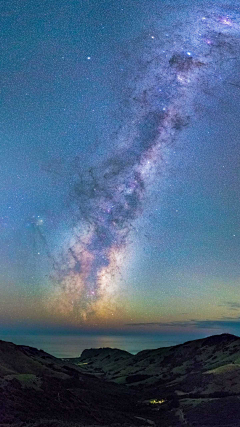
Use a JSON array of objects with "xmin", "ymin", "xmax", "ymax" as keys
[{"xmin": 1, "ymin": 334, "xmax": 240, "ymax": 426}]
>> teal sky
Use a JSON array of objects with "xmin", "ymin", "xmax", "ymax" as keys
[{"xmin": 1, "ymin": 0, "xmax": 240, "ymax": 343}]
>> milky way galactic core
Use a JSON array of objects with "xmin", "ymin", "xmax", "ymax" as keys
[{"xmin": 50, "ymin": 4, "xmax": 240, "ymax": 320}]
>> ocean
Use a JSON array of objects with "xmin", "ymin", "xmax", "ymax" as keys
[{"xmin": 0, "ymin": 333, "xmax": 184, "ymax": 358}]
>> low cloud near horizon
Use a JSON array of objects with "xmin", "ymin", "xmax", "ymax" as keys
[{"xmin": 126, "ymin": 318, "xmax": 240, "ymax": 330}]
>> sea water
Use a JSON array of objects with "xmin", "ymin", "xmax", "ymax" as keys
[{"xmin": 0, "ymin": 333, "xmax": 184, "ymax": 358}]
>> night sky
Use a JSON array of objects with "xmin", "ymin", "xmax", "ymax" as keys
[{"xmin": 1, "ymin": 0, "xmax": 240, "ymax": 342}]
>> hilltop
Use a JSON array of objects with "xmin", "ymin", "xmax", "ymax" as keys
[
  {"xmin": 74, "ymin": 334, "xmax": 240, "ymax": 392},
  {"xmin": 67, "ymin": 333, "xmax": 240, "ymax": 426},
  {"xmin": 1, "ymin": 334, "xmax": 240, "ymax": 426},
  {"xmin": 0, "ymin": 340, "xmax": 143, "ymax": 427}
]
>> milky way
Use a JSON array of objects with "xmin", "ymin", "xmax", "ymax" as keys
[{"xmin": 53, "ymin": 4, "xmax": 240, "ymax": 320}]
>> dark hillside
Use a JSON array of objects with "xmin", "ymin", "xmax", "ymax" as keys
[
  {"xmin": 0, "ymin": 340, "xmax": 148, "ymax": 427},
  {"xmin": 73, "ymin": 333, "xmax": 240, "ymax": 394},
  {"xmin": 67, "ymin": 333, "xmax": 240, "ymax": 426},
  {"xmin": 3, "ymin": 335, "xmax": 240, "ymax": 426}
]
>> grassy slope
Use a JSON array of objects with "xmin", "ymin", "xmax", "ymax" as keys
[
  {"xmin": 73, "ymin": 333, "xmax": 240, "ymax": 394},
  {"xmin": 66, "ymin": 333, "xmax": 240, "ymax": 426},
  {"xmin": 3, "ymin": 334, "xmax": 240, "ymax": 426},
  {"xmin": 0, "ymin": 340, "xmax": 149, "ymax": 427}
]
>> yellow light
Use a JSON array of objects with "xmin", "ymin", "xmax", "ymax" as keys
[{"xmin": 149, "ymin": 398, "xmax": 166, "ymax": 405}]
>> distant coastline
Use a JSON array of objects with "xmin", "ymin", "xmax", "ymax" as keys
[{"xmin": 0, "ymin": 333, "xmax": 185, "ymax": 358}]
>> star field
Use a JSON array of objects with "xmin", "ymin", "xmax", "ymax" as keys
[{"xmin": 1, "ymin": 0, "xmax": 240, "ymax": 339}]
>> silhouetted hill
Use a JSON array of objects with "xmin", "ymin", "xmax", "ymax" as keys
[
  {"xmin": 2, "ymin": 334, "xmax": 240, "ymax": 426},
  {"xmin": 81, "ymin": 347, "xmax": 131, "ymax": 360},
  {"xmin": 0, "ymin": 340, "xmax": 148, "ymax": 427},
  {"xmin": 67, "ymin": 333, "xmax": 240, "ymax": 426},
  {"xmin": 74, "ymin": 334, "xmax": 240, "ymax": 391},
  {"xmin": 65, "ymin": 347, "xmax": 132, "ymax": 375}
]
